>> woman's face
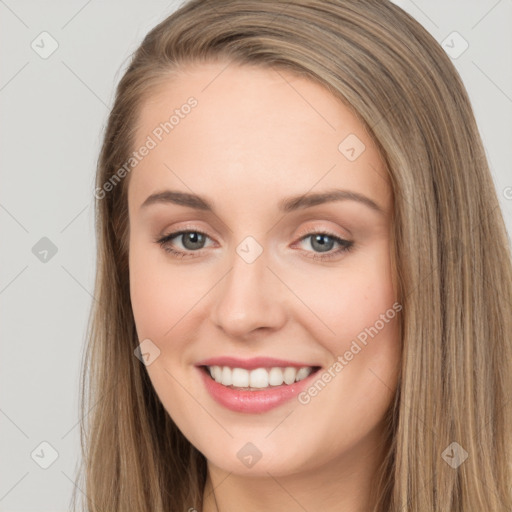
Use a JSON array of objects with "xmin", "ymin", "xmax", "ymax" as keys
[{"xmin": 128, "ymin": 61, "xmax": 401, "ymax": 477}]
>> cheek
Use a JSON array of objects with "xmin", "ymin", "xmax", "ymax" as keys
[
  {"xmin": 129, "ymin": 244, "xmax": 166, "ymax": 340},
  {"xmin": 128, "ymin": 242, "xmax": 205, "ymax": 429},
  {"xmin": 279, "ymin": 242, "xmax": 397, "ymax": 349},
  {"xmin": 128, "ymin": 239, "xmax": 207, "ymax": 341}
]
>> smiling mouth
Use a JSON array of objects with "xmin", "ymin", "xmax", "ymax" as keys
[{"xmin": 201, "ymin": 365, "xmax": 322, "ymax": 391}]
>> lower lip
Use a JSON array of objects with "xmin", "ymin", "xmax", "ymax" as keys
[{"xmin": 198, "ymin": 367, "xmax": 318, "ymax": 413}]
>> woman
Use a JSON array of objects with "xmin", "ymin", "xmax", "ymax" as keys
[{"xmin": 73, "ymin": 1, "xmax": 512, "ymax": 510}]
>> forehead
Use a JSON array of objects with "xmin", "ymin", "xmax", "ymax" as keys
[{"xmin": 128, "ymin": 61, "xmax": 391, "ymax": 214}]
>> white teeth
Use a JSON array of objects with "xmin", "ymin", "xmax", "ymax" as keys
[
  {"xmin": 206, "ymin": 365, "xmax": 315, "ymax": 389},
  {"xmin": 221, "ymin": 366, "xmax": 232, "ymax": 386},
  {"xmin": 268, "ymin": 367, "xmax": 284, "ymax": 386},
  {"xmin": 283, "ymin": 367, "xmax": 297, "ymax": 385},
  {"xmin": 296, "ymin": 367, "xmax": 313, "ymax": 381},
  {"xmin": 231, "ymin": 368, "xmax": 249, "ymax": 387},
  {"xmin": 249, "ymin": 368, "xmax": 268, "ymax": 388},
  {"xmin": 212, "ymin": 366, "xmax": 222, "ymax": 382}
]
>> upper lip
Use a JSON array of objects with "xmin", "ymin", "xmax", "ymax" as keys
[{"xmin": 196, "ymin": 356, "xmax": 321, "ymax": 370}]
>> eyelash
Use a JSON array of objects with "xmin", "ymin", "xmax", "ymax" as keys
[{"xmin": 154, "ymin": 228, "xmax": 354, "ymax": 261}]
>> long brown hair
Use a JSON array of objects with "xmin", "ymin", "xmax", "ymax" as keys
[{"xmin": 72, "ymin": 1, "xmax": 512, "ymax": 510}]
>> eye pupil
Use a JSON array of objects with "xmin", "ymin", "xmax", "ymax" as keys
[
  {"xmin": 311, "ymin": 234, "xmax": 334, "ymax": 253},
  {"xmin": 183, "ymin": 232, "xmax": 205, "ymax": 250}
]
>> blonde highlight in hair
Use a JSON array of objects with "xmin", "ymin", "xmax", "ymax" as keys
[{"xmin": 73, "ymin": 1, "xmax": 512, "ymax": 510}]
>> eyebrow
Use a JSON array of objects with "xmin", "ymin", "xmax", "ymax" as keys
[{"xmin": 140, "ymin": 188, "xmax": 385, "ymax": 215}]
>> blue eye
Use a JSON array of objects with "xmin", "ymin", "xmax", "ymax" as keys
[
  {"xmin": 155, "ymin": 230, "xmax": 211, "ymax": 258},
  {"xmin": 155, "ymin": 230, "xmax": 354, "ymax": 261},
  {"xmin": 296, "ymin": 232, "xmax": 354, "ymax": 261}
]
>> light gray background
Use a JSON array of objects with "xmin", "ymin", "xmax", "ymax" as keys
[{"xmin": 1, "ymin": 1, "xmax": 511, "ymax": 510}]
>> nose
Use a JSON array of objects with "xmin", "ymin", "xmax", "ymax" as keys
[{"xmin": 210, "ymin": 248, "xmax": 287, "ymax": 338}]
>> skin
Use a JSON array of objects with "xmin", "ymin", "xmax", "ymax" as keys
[{"xmin": 128, "ymin": 61, "xmax": 401, "ymax": 512}]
